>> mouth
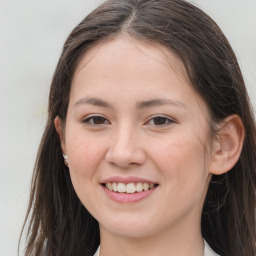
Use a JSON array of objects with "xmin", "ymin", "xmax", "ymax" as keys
[{"xmin": 102, "ymin": 182, "xmax": 159, "ymax": 194}]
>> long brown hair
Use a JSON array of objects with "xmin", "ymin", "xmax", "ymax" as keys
[{"xmin": 20, "ymin": 0, "xmax": 256, "ymax": 255}]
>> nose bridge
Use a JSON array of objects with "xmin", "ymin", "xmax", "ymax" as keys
[
  {"xmin": 115, "ymin": 122, "xmax": 133, "ymax": 149},
  {"xmin": 105, "ymin": 121, "xmax": 145, "ymax": 167}
]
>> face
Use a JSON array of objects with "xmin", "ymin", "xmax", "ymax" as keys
[{"xmin": 59, "ymin": 36, "xmax": 213, "ymax": 239}]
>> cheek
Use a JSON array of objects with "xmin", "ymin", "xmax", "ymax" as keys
[
  {"xmin": 65, "ymin": 134, "xmax": 108, "ymax": 209},
  {"xmin": 153, "ymin": 133, "xmax": 205, "ymax": 164},
  {"xmin": 151, "ymin": 132, "xmax": 208, "ymax": 190},
  {"xmin": 66, "ymin": 132, "xmax": 107, "ymax": 181}
]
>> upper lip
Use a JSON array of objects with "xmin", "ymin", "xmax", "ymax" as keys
[{"xmin": 101, "ymin": 176, "xmax": 158, "ymax": 184}]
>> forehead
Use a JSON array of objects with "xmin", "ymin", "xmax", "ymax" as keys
[
  {"xmin": 74, "ymin": 35, "xmax": 188, "ymax": 84},
  {"xmin": 70, "ymin": 35, "xmax": 207, "ymax": 115}
]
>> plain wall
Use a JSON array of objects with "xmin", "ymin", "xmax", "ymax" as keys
[{"xmin": 0, "ymin": 1, "xmax": 255, "ymax": 255}]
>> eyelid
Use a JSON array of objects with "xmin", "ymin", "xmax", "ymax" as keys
[
  {"xmin": 82, "ymin": 114, "xmax": 110, "ymax": 126},
  {"xmin": 145, "ymin": 114, "xmax": 176, "ymax": 126}
]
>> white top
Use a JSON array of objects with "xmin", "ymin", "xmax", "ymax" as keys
[
  {"xmin": 93, "ymin": 241, "xmax": 219, "ymax": 256},
  {"xmin": 204, "ymin": 242, "xmax": 220, "ymax": 256}
]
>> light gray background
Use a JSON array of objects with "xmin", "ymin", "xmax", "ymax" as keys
[{"xmin": 1, "ymin": 1, "xmax": 255, "ymax": 255}]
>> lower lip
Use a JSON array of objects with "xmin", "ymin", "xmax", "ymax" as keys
[{"xmin": 102, "ymin": 185, "xmax": 157, "ymax": 203}]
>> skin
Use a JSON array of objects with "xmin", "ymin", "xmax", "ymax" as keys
[{"xmin": 55, "ymin": 36, "xmax": 244, "ymax": 256}]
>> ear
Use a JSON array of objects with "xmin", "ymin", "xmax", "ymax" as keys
[
  {"xmin": 209, "ymin": 115, "xmax": 244, "ymax": 175},
  {"xmin": 54, "ymin": 116, "xmax": 66, "ymax": 153}
]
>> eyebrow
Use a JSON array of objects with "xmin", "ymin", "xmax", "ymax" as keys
[
  {"xmin": 73, "ymin": 97, "xmax": 185, "ymax": 109},
  {"xmin": 74, "ymin": 97, "xmax": 113, "ymax": 108},
  {"xmin": 137, "ymin": 99, "xmax": 186, "ymax": 109}
]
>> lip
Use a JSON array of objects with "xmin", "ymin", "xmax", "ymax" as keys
[
  {"xmin": 101, "ymin": 176, "xmax": 157, "ymax": 184},
  {"xmin": 102, "ymin": 185, "xmax": 158, "ymax": 203},
  {"xmin": 100, "ymin": 176, "xmax": 159, "ymax": 203}
]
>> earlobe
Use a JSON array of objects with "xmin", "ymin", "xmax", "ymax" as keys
[
  {"xmin": 54, "ymin": 116, "xmax": 66, "ymax": 153},
  {"xmin": 209, "ymin": 115, "xmax": 244, "ymax": 175}
]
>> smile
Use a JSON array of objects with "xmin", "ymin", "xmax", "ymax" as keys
[
  {"xmin": 101, "ymin": 176, "xmax": 159, "ymax": 203},
  {"xmin": 104, "ymin": 182, "xmax": 158, "ymax": 194}
]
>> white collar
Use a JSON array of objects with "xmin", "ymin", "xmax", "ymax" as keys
[
  {"xmin": 204, "ymin": 241, "xmax": 220, "ymax": 256},
  {"xmin": 93, "ymin": 240, "xmax": 219, "ymax": 256},
  {"xmin": 93, "ymin": 246, "xmax": 100, "ymax": 256}
]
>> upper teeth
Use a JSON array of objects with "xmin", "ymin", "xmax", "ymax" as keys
[{"xmin": 105, "ymin": 182, "xmax": 155, "ymax": 193}]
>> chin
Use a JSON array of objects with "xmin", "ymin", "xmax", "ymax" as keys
[{"xmin": 99, "ymin": 214, "xmax": 163, "ymax": 239}]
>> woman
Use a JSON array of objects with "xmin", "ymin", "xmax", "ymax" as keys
[{"xmin": 20, "ymin": 0, "xmax": 256, "ymax": 255}]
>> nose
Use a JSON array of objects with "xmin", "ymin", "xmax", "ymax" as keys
[{"xmin": 105, "ymin": 125, "xmax": 146, "ymax": 168}]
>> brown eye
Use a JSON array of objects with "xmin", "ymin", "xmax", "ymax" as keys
[
  {"xmin": 82, "ymin": 115, "xmax": 110, "ymax": 125},
  {"xmin": 153, "ymin": 117, "xmax": 168, "ymax": 125},
  {"xmin": 147, "ymin": 115, "xmax": 174, "ymax": 127},
  {"xmin": 93, "ymin": 116, "xmax": 106, "ymax": 124}
]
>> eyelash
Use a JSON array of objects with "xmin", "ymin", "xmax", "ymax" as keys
[
  {"xmin": 82, "ymin": 115, "xmax": 110, "ymax": 126},
  {"xmin": 82, "ymin": 114, "xmax": 175, "ymax": 127},
  {"xmin": 145, "ymin": 115, "xmax": 175, "ymax": 127}
]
